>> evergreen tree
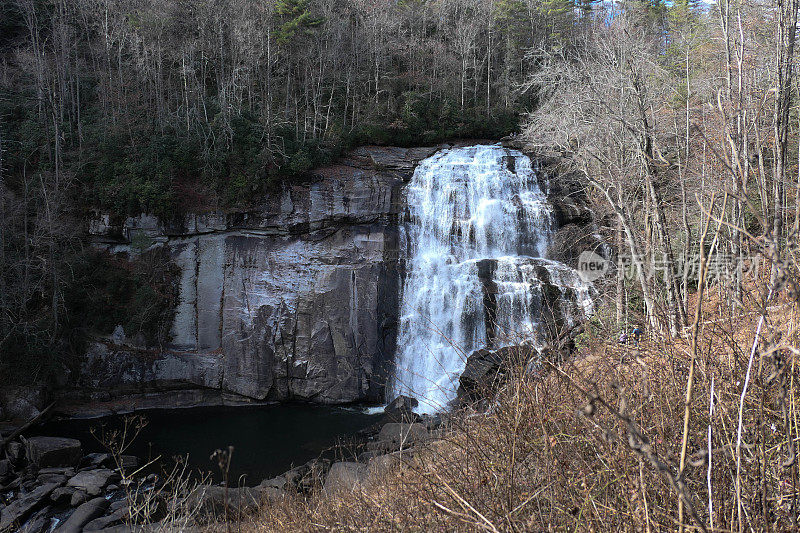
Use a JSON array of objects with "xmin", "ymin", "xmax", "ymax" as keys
[{"xmin": 274, "ymin": 0, "xmax": 324, "ymax": 45}]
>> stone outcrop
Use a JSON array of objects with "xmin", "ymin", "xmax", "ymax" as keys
[
  {"xmin": 322, "ymin": 462, "xmax": 367, "ymax": 494},
  {"xmin": 66, "ymin": 469, "xmax": 119, "ymax": 497},
  {"xmin": 0, "ymin": 482, "xmax": 60, "ymax": 531},
  {"xmin": 505, "ymin": 144, "xmax": 608, "ymax": 270},
  {"xmin": 367, "ymin": 423, "xmax": 429, "ymax": 454},
  {"xmin": 78, "ymin": 146, "xmax": 439, "ymax": 408},
  {"xmin": 0, "ymin": 433, "xmax": 136, "ymax": 532},
  {"xmin": 457, "ymin": 347, "xmax": 510, "ymax": 401},
  {"xmin": 55, "ymin": 497, "xmax": 109, "ymax": 533}
]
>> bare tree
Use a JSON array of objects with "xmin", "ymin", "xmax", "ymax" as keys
[{"xmin": 524, "ymin": 12, "xmax": 687, "ymax": 335}]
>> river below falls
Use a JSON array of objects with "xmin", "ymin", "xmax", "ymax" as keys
[{"xmin": 31, "ymin": 404, "xmax": 382, "ymax": 485}]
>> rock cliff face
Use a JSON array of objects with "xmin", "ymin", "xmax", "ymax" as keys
[
  {"xmin": 77, "ymin": 147, "xmax": 438, "ymax": 409},
  {"xmin": 70, "ymin": 144, "xmax": 598, "ymax": 413}
]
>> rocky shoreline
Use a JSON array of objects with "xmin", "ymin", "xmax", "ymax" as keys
[
  {"xmin": 0, "ymin": 396, "xmax": 441, "ymax": 532},
  {"xmin": 0, "ymin": 432, "xmax": 141, "ymax": 532}
]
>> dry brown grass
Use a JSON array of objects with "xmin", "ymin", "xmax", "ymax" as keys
[{"xmin": 200, "ymin": 282, "xmax": 799, "ymax": 532}]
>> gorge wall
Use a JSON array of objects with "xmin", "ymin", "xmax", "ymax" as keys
[{"xmin": 65, "ymin": 143, "xmax": 599, "ymax": 413}]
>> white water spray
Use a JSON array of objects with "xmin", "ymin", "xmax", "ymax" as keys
[{"xmin": 392, "ymin": 145, "xmax": 593, "ymax": 413}]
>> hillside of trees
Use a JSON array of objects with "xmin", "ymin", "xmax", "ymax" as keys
[
  {"xmin": 526, "ymin": 0, "xmax": 799, "ymax": 340},
  {"xmin": 2, "ymin": 0, "xmax": 798, "ymax": 377},
  {"xmin": 0, "ymin": 0, "xmax": 587, "ymax": 217}
]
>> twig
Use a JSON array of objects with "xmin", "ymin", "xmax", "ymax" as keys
[
  {"xmin": 679, "ymin": 193, "xmax": 721, "ymax": 532},
  {"xmin": 736, "ymin": 286, "xmax": 774, "ymax": 533},
  {"xmin": 708, "ymin": 377, "xmax": 715, "ymax": 532},
  {"xmin": 434, "ymin": 472, "xmax": 500, "ymax": 533}
]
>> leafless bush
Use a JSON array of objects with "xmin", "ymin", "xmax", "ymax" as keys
[
  {"xmin": 208, "ymin": 249, "xmax": 798, "ymax": 532},
  {"xmin": 94, "ymin": 415, "xmax": 210, "ymax": 530}
]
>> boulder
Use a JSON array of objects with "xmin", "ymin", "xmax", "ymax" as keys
[
  {"xmin": 83, "ymin": 505, "xmax": 129, "ymax": 531},
  {"xmin": 69, "ymin": 490, "xmax": 89, "ymax": 507},
  {"xmin": 457, "ymin": 348, "xmax": 508, "ymax": 401},
  {"xmin": 367, "ymin": 453, "xmax": 396, "ymax": 476},
  {"xmin": 0, "ymin": 459, "xmax": 9, "ymax": 477},
  {"xmin": 282, "ymin": 458, "xmax": 330, "ymax": 493},
  {"xmin": 108, "ymin": 500, "xmax": 128, "ymax": 513},
  {"xmin": 379, "ymin": 395, "xmax": 420, "ymax": 424},
  {"xmin": 257, "ymin": 475, "xmax": 286, "ymax": 491},
  {"xmin": 385, "ymin": 395, "xmax": 418, "ymax": 413},
  {"xmin": 67, "ymin": 469, "xmax": 119, "ymax": 497},
  {"xmin": 55, "ymin": 497, "xmax": 109, "ymax": 533},
  {"xmin": 81, "ymin": 452, "xmax": 136, "ymax": 472},
  {"xmin": 356, "ymin": 450, "xmax": 381, "ymax": 463},
  {"xmin": 282, "ymin": 465, "xmax": 308, "ymax": 490},
  {"xmin": 81, "ymin": 453, "xmax": 112, "ymax": 469},
  {"xmin": 367, "ymin": 451, "xmax": 415, "ymax": 476},
  {"xmin": 323, "ymin": 462, "xmax": 367, "ymax": 495},
  {"xmin": 35, "ymin": 472, "xmax": 68, "ymax": 486},
  {"xmin": 25, "ymin": 437, "xmax": 82, "ymax": 468},
  {"xmin": 377, "ymin": 423, "xmax": 428, "ymax": 447},
  {"xmin": 50, "ymin": 486, "xmax": 77, "ymax": 505},
  {"xmin": 2, "ymin": 475, "xmax": 21, "ymax": 492},
  {"xmin": 188, "ymin": 485, "xmax": 261, "ymax": 515},
  {"xmin": 17, "ymin": 506, "xmax": 52, "ymax": 533},
  {"xmin": 0, "ymin": 482, "xmax": 59, "ymax": 531},
  {"xmin": 366, "ymin": 422, "xmax": 429, "ymax": 454},
  {"xmin": 38, "ymin": 467, "xmax": 75, "ymax": 476}
]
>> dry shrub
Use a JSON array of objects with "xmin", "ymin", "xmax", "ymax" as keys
[{"xmin": 211, "ymin": 279, "xmax": 799, "ymax": 532}]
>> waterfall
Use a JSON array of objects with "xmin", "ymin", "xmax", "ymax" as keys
[{"xmin": 392, "ymin": 145, "xmax": 593, "ymax": 413}]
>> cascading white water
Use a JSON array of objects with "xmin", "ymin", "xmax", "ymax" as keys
[{"xmin": 392, "ymin": 145, "xmax": 593, "ymax": 413}]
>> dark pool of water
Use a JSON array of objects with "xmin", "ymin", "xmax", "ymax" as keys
[{"xmin": 31, "ymin": 404, "xmax": 381, "ymax": 485}]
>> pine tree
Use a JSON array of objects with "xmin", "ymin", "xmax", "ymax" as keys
[{"xmin": 274, "ymin": 0, "xmax": 324, "ymax": 45}]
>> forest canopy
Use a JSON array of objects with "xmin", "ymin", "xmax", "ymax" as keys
[{"xmin": 0, "ymin": 0, "xmax": 584, "ymax": 217}]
